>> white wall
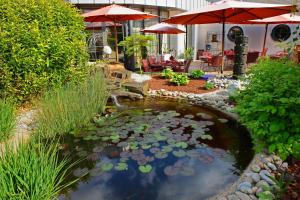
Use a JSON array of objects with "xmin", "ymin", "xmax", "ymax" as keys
[{"xmin": 195, "ymin": 23, "xmax": 299, "ymax": 55}]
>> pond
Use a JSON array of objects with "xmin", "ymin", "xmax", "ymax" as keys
[{"xmin": 58, "ymin": 97, "xmax": 254, "ymax": 200}]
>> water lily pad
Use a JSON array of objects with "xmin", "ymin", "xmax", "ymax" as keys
[
  {"xmin": 175, "ymin": 142, "xmax": 188, "ymax": 149},
  {"xmin": 87, "ymin": 152, "xmax": 100, "ymax": 161},
  {"xmin": 110, "ymin": 134, "xmax": 120, "ymax": 140},
  {"xmin": 76, "ymin": 150, "xmax": 88, "ymax": 158},
  {"xmin": 172, "ymin": 150, "xmax": 186, "ymax": 157},
  {"xmin": 162, "ymin": 146, "xmax": 173, "ymax": 153},
  {"xmin": 89, "ymin": 167, "xmax": 103, "ymax": 177},
  {"xmin": 115, "ymin": 162, "xmax": 128, "ymax": 171},
  {"xmin": 184, "ymin": 114, "xmax": 194, "ymax": 119},
  {"xmin": 101, "ymin": 136, "xmax": 110, "ymax": 142},
  {"xmin": 164, "ymin": 166, "xmax": 180, "ymax": 176},
  {"xmin": 155, "ymin": 152, "xmax": 168, "ymax": 159},
  {"xmin": 141, "ymin": 144, "xmax": 152, "ymax": 150},
  {"xmin": 180, "ymin": 166, "xmax": 195, "ymax": 176},
  {"xmin": 200, "ymin": 134, "xmax": 213, "ymax": 140},
  {"xmin": 149, "ymin": 147, "xmax": 160, "ymax": 154},
  {"xmin": 92, "ymin": 146, "xmax": 103, "ymax": 153},
  {"xmin": 129, "ymin": 142, "xmax": 139, "ymax": 150},
  {"xmin": 120, "ymin": 158, "xmax": 129, "ymax": 162},
  {"xmin": 139, "ymin": 164, "xmax": 152, "ymax": 173},
  {"xmin": 101, "ymin": 163, "xmax": 114, "ymax": 172},
  {"xmin": 73, "ymin": 167, "xmax": 89, "ymax": 177}
]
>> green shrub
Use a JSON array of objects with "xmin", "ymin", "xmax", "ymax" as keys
[
  {"xmin": 204, "ymin": 81, "xmax": 215, "ymax": 90},
  {"xmin": 191, "ymin": 69, "xmax": 205, "ymax": 79},
  {"xmin": 36, "ymin": 72, "xmax": 109, "ymax": 138},
  {"xmin": 235, "ymin": 59, "xmax": 300, "ymax": 159},
  {"xmin": 0, "ymin": 0, "xmax": 88, "ymax": 103},
  {"xmin": 0, "ymin": 100, "xmax": 15, "ymax": 142},
  {"xmin": 0, "ymin": 140, "xmax": 72, "ymax": 200},
  {"xmin": 170, "ymin": 73, "xmax": 189, "ymax": 86},
  {"xmin": 161, "ymin": 69, "xmax": 174, "ymax": 79}
]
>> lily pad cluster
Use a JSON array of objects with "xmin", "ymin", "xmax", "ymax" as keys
[{"xmin": 74, "ymin": 109, "xmax": 217, "ymax": 175}]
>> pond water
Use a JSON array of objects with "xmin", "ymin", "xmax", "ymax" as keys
[{"xmin": 58, "ymin": 98, "xmax": 254, "ymax": 200}]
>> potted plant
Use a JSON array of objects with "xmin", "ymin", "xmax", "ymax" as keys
[{"xmin": 119, "ymin": 34, "xmax": 155, "ymax": 73}]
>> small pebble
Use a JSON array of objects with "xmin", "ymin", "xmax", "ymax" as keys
[
  {"xmin": 267, "ymin": 162, "xmax": 277, "ymax": 171},
  {"xmin": 251, "ymin": 165, "xmax": 261, "ymax": 173}
]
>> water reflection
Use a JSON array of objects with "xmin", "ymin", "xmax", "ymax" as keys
[{"xmin": 58, "ymin": 98, "xmax": 254, "ymax": 200}]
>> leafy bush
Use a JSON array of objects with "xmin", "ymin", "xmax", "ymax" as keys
[
  {"xmin": 204, "ymin": 82, "xmax": 215, "ymax": 90},
  {"xmin": 170, "ymin": 73, "xmax": 189, "ymax": 86},
  {"xmin": 0, "ymin": 100, "xmax": 15, "ymax": 142},
  {"xmin": 191, "ymin": 69, "xmax": 205, "ymax": 79},
  {"xmin": 235, "ymin": 59, "xmax": 300, "ymax": 159},
  {"xmin": 0, "ymin": 0, "xmax": 88, "ymax": 103},
  {"xmin": 161, "ymin": 69, "xmax": 174, "ymax": 79},
  {"xmin": 0, "ymin": 141, "xmax": 72, "ymax": 200},
  {"xmin": 36, "ymin": 72, "xmax": 109, "ymax": 138}
]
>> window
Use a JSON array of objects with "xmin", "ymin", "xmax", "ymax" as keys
[
  {"xmin": 227, "ymin": 26, "xmax": 244, "ymax": 42},
  {"xmin": 271, "ymin": 24, "xmax": 291, "ymax": 42}
]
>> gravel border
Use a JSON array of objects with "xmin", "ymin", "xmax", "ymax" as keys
[{"xmin": 148, "ymin": 89, "xmax": 288, "ymax": 200}]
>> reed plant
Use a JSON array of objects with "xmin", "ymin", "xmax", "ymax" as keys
[
  {"xmin": 36, "ymin": 72, "xmax": 109, "ymax": 138},
  {"xmin": 0, "ymin": 140, "xmax": 72, "ymax": 200},
  {"xmin": 0, "ymin": 99, "xmax": 15, "ymax": 142}
]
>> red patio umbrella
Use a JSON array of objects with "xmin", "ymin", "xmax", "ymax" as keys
[
  {"xmin": 82, "ymin": 4, "xmax": 158, "ymax": 62},
  {"xmin": 239, "ymin": 14, "xmax": 300, "ymax": 52},
  {"xmin": 141, "ymin": 23, "xmax": 185, "ymax": 34},
  {"xmin": 164, "ymin": 0, "xmax": 296, "ymax": 73},
  {"xmin": 85, "ymin": 22, "xmax": 122, "ymax": 30}
]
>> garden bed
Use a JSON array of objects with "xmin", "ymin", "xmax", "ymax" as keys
[{"xmin": 148, "ymin": 75, "xmax": 216, "ymax": 94}]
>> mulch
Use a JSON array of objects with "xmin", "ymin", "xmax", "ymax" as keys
[{"xmin": 148, "ymin": 75, "xmax": 216, "ymax": 94}]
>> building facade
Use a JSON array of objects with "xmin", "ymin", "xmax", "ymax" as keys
[{"xmin": 69, "ymin": 0, "xmax": 298, "ymax": 60}]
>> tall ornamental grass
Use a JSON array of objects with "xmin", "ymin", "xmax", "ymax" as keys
[
  {"xmin": 0, "ymin": 141, "xmax": 71, "ymax": 200},
  {"xmin": 0, "ymin": 99, "xmax": 15, "ymax": 142},
  {"xmin": 36, "ymin": 72, "xmax": 109, "ymax": 138}
]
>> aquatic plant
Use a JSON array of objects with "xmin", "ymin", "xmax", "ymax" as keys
[
  {"xmin": 0, "ymin": 141, "xmax": 73, "ymax": 200},
  {"xmin": 0, "ymin": 99, "xmax": 15, "ymax": 142},
  {"xmin": 36, "ymin": 72, "xmax": 109, "ymax": 138},
  {"xmin": 139, "ymin": 164, "xmax": 152, "ymax": 173}
]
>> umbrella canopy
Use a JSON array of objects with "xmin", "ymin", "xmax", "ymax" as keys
[
  {"xmin": 239, "ymin": 14, "xmax": 300, "ymax": 51},
  {"xmin": 242, "ymin": 14, "xmax": 300, "ymax": 24},
  {"xmin": 164, "ymin": 0, "xmax": 296, "ymax": 73},
  {"xmin": 85, "ymin": 22, "xmax": 122, "ymax": 30},
  {"xmin": 82, "ymin": 4, "xmax": 158, "ymax": 62},
  {"xmin": 82, "ymin": 4, "xmax": 158, "ymax": 22},
  {"xmin": 141, "ymin": 23, "xmax": 186, "ymax": 34}
]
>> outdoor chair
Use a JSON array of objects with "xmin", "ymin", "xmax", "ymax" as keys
[
  {"xmin": 247, "ymin": 51, "xmax": 260, "ymax": 64},
  {"xmin": 210, "ymin": 55, "xmax": 223, "ymax": 72},
  {"xmin": 142, "ymin": 59, "xmax": 152, "ymax": 72}
]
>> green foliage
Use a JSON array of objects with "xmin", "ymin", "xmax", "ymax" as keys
[
  {"xmin": 0, "ymin": 100, "xmax": 15, "ymax": 142},
  {"xmin": 191, "ymin": 69, "xmax": 205, "ymax": 79},
  {"xmin": 161, "ymin": 69, "xmax": 175, "ymax": 79},
  {"xmin": 36, "ymin": 72, "xmax": 109, "ymax": 138},
  {"xmin": 0, "ymin": 0, "xmax": 89, "ymax": 103},
  {"xmin": 0, "ymin": 140, "xmax": 73, "ymax": 200},
  {"xmin": 170, "ymin": 73, "xmax": 189, "ymax": 86},
  {"xmin": 184, "ymin": 48, "xmax": 194, "ymax": 60},
  {"xmin": 235, "ymin": 59, "xmax": 300, "ymax": 159},
  {"xmin": 204, "ymin": 82, "xmax": 215, "ymax": 90},
  {"xmin": 118, "ymin": 34, "xmax": 155, "ymax": 73}
]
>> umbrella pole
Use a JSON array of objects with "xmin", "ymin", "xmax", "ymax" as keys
[
  {"xmin": 114, "ymin": 21, "xmax": 119, "ymax": 62},
  {"xmin": 262, "ymin": 24, "xmax": 269, "ymax": 53},
  {"xmin": 221, "ymin": 21, "xmax": 225, "ymax": 74}
]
